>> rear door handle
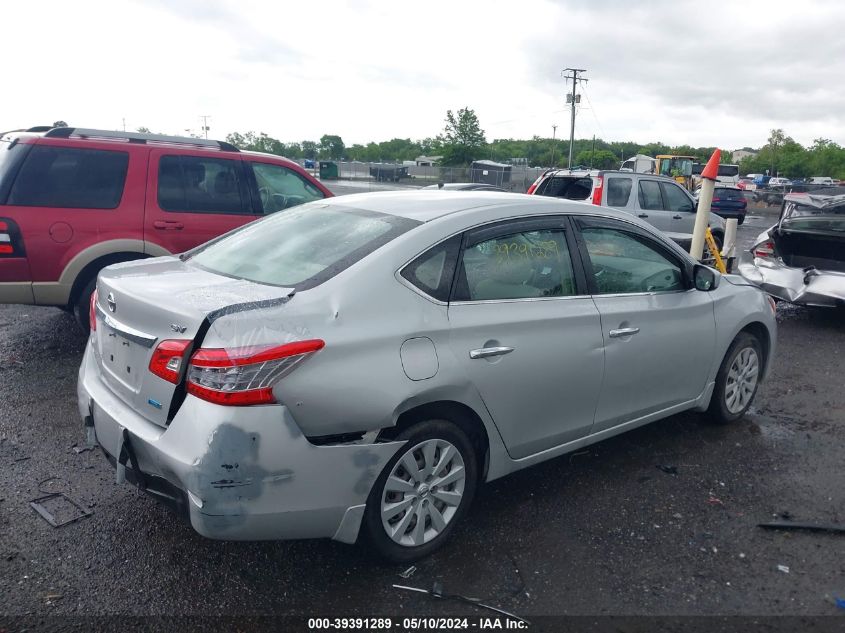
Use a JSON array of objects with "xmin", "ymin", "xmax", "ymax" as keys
[
  {"xmin": 153, "ymin": 220, "xmax": 185, "ymax": 230},
  {"xmin": 469, "ymin": 346, "xmax": 514, "ymax": 359},
  {"xmin": 637, "ymin": 213, "xmax": 649, "ymax": 218},
  {"xmin": 609, "ymin": 327, "xmax": 640, "ymax": 338},
  {"xmin": 673, "ymin": 214, "xmax": 683, "ymax": 219}
]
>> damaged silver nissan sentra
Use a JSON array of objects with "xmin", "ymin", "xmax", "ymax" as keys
[
  {"xmin": 78, "ymin": 191, "xmax": 777, "ymax": 561},
  {"xmin": 739, "ymin": 189, "xmax": 845, "ymax": 307}
]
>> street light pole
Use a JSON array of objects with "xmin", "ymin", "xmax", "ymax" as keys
[{"xmin": 563, "ymin": 68, "xmax": 587, "ymax": 169}]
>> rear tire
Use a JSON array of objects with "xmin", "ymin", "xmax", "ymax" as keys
[
  {"xmin": 707, "ymin": 332, "xmax": 763, "ymax": 424},
  {"xmin": 73, "ymin": 278, "xmax": 96, "ymax": 334},
  {"xmin": 362, "ymin": 420, "xmax": 478, "ymax": 563}
]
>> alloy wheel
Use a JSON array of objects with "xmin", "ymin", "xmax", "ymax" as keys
[
  {"xmin": 380, "ymin": 439, "xmax": 466, "ymax": 547},
  {"xmin": 725, "ymin": 346, "xmax": 759, "ymax": 414}
]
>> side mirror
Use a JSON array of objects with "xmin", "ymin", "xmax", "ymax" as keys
[{"xmin": 693, "ymin": 264, "xmax": 720, "ymax": 291}]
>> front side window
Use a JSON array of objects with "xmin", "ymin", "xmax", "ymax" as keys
[
  {"xmin": 660, "ymin": 182, "xmax": 694, "ymax": 212},
  {"xmin": 158, "ymin": 155, "xmax": 251, "ymax": 214},
  {"xmin": 189, "ymin": 204, "xmax": 418, "ymax": 289},
  {"xmin": 606, "ymin": 177, "xmax": 633, "ymax": 207},
  {"xmin": 250, "ymin": 162, "xmax": 325, "ymax": 214},
  {"xmin": 581, "ymin": 227, "xmax": 684, "ymax": 294},
  {"xmin": 638, "ymin": 180, "xmax": 664, "ymax": 210},
  {"xmin": 8, "ymin": 145, "xmax": 128, "ymax": 209},
  {"xmin": 456, "ymin": 228, "xmax": 576, "ymax": 301}
]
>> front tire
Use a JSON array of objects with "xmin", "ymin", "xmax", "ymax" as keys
[
  {"xmin": 707, "ymin": 332, "xmax": 763, "ymax": 424},
  {"xmin": 362, "ymin": 420, "xmax": 478, "ymax": 563}
]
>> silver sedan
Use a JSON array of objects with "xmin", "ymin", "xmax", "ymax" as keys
[{"xmin": 77, "ymin": 191, "xmax": 777, "ymax": 561}]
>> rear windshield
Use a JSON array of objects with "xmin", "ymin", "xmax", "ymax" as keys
[
  {"xmin": 714, "ymin": 188, "xmax": 743, "ymax": 200},
  {"xmin": 189, "ymin": 203, "xmax": 419, "ymax": 289},
  {"xmin": 783, "ymin": 200, "xmax": 845, "ymax": 232},
  {"xmin": 537, "ymin": 176, "xmax": 593, "ymax": 200}
]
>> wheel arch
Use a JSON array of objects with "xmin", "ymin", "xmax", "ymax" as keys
[{"xmin": 379, "ymin": 400, "xmax": 491, "ymax": 481}]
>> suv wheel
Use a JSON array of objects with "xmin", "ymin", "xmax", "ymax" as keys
[
  {"xmin": 362, "ymin": 420, "xmax": 478, "ymax": 562},
  {"xmin": 73, "ymin": 278, "xmax": 96, "ymax": 334}
]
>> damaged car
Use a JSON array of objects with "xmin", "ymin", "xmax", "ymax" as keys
[
  {"xmin": 78, "ymin": 191, "xmax": 777, "ymax": 561},
  {"xmin": 739, "ymin": 189, "xmax": 845, "ymax": 307}
]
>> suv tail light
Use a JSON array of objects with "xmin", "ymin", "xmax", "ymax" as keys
[
  {"xmin": 0, "ymin": 219, "xmax": 22, "ymax": 256},
  {"xmin": 752, "ymin": 239, "xmax": 776, "ymax": 259},
  {"xmin": 591, "ymin": 176, "xmax": 604, "ymax": 205},
  {"xmin": 149, "ymin": 339, "xmax": 192, "ymax": 384},
  {"xmin": 89, "ymin": 289, "xmax": 98, "ymax": 332},
  {"xmin": 186, "ymin": 339, "xmax": 325, "ymax": 406}
]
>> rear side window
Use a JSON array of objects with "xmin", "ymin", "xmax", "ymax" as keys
[
  {"xmin": 8, "ymin": 145, "xmax": 128, "ymax": 209},
  {"xmin": 638, "ymin": 180, "xmax": 664, "ymax": 210},
  {"xmin": 606, "ymin": 177, "xmax": 632, "ymax": 207},
  {"xmin": 400, "ymin": 236, "xmax": 460, "ymax": 302},
  {"xmin": 0, "ymin": 139, "xmax": 29, "ymax": 203},
  {"xmin": 190, "ymin": 204, "xmax": 419, "ymax": 289},
  {"xmin": 537, "ymin": 176, "xmax": 593, "ymax": 200},
  {"xmin": 158, "ymin": 155, "xmax": 251, "ymax": 214},
  {"xmin": 250, "ymin": 162, "xmax": 325, "ymax": 214}
]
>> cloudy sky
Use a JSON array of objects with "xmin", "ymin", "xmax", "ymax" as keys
[{"xmin": 3, "ymin": 0, "xmax": 843, "ymax": 150}]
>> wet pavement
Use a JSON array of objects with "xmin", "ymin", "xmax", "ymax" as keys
[{"xmin": 1, "ymin": 202, "xmax": 844, "ymax": 623}]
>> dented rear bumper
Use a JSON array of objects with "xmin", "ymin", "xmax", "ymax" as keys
[
  {"xmin": 77, "ymin": 341, "xmax": 404, "ymax": 544},
  {"xmin": 739, "ymin": 259, "xmax": 845, "ymax": 308}
]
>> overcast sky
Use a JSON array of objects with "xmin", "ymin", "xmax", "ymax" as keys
[{"xmin": 3, "ymin": 0, "xmax": 843, "ymax": 150}]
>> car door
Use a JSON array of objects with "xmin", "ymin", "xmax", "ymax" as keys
[
  {"xmin": 446, "ymin": 216, "xmax": 605, "ymax": 459},
  {"xmin": 144, "ymin": 149, "xmax": 259, "ymax": 254},
  {"xmin": 572, "ymin": 216, "xmax": 715, "ymax": 433},
  {"xmin": 659, "ymin": 181, "xmax": 697, "ymax": 234},
  {"xmin": 636, "ymin": 179, "xmax": 673, "ymax": 232}
]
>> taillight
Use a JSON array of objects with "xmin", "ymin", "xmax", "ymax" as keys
[
  {"xmin": 752, "ymin": 240, "xmax": 776, "ymax": 259},
  {"xmin": 591, "ymin": 176, "xmax": 604, "ymax": 205},
  {"xmin": 186, "ymin": 339, "xmax": 325, "ymax": 406},
  {"xmin": 89, "ymin": 289, "xmax": 98, "ymax": 332},
  {"xmin": 0, "ymin": 219, "xmax": 19, "ymax": 256},
  {"xmin": 149, "ymin": 339, "xmax": 192, "ymax": 384}
]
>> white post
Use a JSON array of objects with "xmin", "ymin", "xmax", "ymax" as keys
[
  {"xmin": 722, "ymin": 218, "xmax": 738, "ymax": 258},
  {"xmin": 690, "ymin": 148, "xmax": 721, "ymax": 261}
]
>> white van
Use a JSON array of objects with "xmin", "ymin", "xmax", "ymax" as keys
[{"xmin": 809, "ymin": 176, "xmax": 834, "ymax": 185}]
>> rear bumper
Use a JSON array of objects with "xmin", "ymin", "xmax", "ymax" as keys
[
  {"xmin": 738, "ymin": 259, "xmax": 845, "ymax": 307},
  {"xmin": 77, "ymin": 340, "xmax": 404, "ymax": 543}
]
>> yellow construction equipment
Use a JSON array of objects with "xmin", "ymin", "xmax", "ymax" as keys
[
  {"xmin": 705, "ymin": 227, "xmax": 726, "ymax": 273},
  {"xmin": 655, "ymin": 155, "xmax": 695, "ymax": 191}
]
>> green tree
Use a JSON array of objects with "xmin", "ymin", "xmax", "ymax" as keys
[
  {"xmin": 440, "ymin": 107, "xmax": 486, "ymax": 166},
  {"xmin": 319, "ymin": 135, "xmax": 345, "ymax": 160},
  {"xmin": 575, "ymin": 149, "xmax": 618, "ymax": 170},
  {"xmin": 301, "ymin": 141, "xmax": 318, "ymax": 160},
  {"xmin": 52, "ymin": 120, "xmax": 68, "ymax": 128}
]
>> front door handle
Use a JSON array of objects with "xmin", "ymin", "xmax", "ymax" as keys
[
  {"xmin": 153, "ymin": 220, "xmax": 185, "ymax": 230},
  {"xmin": 673, "ymin": 214, "xmax": 683, "ymax": 219},
  {"xmin": 469, "ymin": 346, "xmax": 514, "ymax": 359},
  {"xmin": 637, "ymin": 213, "xmax": 649, "ymax": 218},
  {"xmin": 609, "ymin": 327, "xmax": 640, "ymax": 338}
]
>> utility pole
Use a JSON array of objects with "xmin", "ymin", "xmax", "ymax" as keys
[
  {"xmin": 563, "ymin": 68, "xmax": 587, "ymax": 169},
  {"xmin": 589, "ymin": 134, "xmax": 596, "ymax": 169},
  {"xmin": 550, "ymin": 125, "xmax": 558, "ymax": 169},
  {"xmin": 200, "ymin": 115, "xmax": 211, "ymax": 139}
]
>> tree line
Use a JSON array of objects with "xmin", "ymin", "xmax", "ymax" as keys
[{"xmin": 736, "ymin": 129, "xmax": 845, "ymax": 179}]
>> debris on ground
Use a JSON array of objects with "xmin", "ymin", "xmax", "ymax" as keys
[
  {"xmin": 30, "ymin": 492, "xmax": 92, "ymax": 528},
  {"xmin": 393, "ymin": 582, "xmax": 529, "ymax": 625},
  {"xmin": 656, "ymin": 465, "xmax": 678, "ymax": 475},
  {"xmin": 398, "ymin": 565, "xmax": 417, "ymax": 579},
  {"xmin": 72, "ymin": 444, "xmax": 95, "ymax": 454},
  {"xmin": 707, "ymin": 495, "xmax": 724, "ymax": 506},
  {"xmin": 835, "ymin": 596, "xmax": 845, "ymax": 610},
  {"xmin": 758, "ymin": 521, "xmax": 845, "ymax": 535},
  {"xmin": 777, "ymin": 564, "xmax": 790, "ymax": 574}
]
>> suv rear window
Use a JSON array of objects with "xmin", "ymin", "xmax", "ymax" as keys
[
  {"xmin": 189, "ymin": 204, "xmax": 420, "ymax": 289},
  {"xmin": 536, "ymin": 176, "xmax": 593, "ymax": 200},
  {"xmin": 7, "ymin": 145, "xmax": 128, "ymax": 209},
  {"xmin": 714, "ymin": 188, "xmax": 743, "ymax": 200}
]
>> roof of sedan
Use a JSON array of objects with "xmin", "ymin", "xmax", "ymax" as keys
[{"xmin": 321, "ymin": 190, "xmax": 576, "ymax": 222}]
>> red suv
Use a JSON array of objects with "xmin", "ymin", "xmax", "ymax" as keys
[{"xmin": 0, "ymin": 127, "xmax": 332, "ymax": 329}]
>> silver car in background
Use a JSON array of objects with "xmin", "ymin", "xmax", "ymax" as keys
[
  {"xmin": 740, "ymin": 189, "xmax": 845, "ymax": 307},
  {"xmin": 78, "ymin": 191, "xmax": 777, "ymax": 561}
]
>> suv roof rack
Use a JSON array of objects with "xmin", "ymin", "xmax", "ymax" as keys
[{"xmin": 42, "ymin": 127, "xmax": 240, "ymax": 152}]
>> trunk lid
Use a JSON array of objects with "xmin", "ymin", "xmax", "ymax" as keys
[{"xmin": 93, "ymin": 256, "xmax": 293, "ymax": 426}]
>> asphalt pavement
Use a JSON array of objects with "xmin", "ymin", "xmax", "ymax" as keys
[{"xmin": 1, "ymin": 199, "xmax": 844, "ymax": 626}]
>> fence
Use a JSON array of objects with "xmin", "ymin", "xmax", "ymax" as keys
[{"xmin": 311, "ymin": 161, "xmax": 546, "ymax": 193}]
